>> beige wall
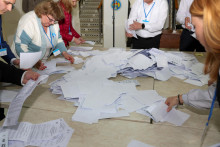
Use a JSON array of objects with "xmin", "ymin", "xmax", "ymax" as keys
[
  {"xmin": 103, "ymin": 0, "xmax": 128, "ymax": 48},
  {"xmin": 2, "ymin": 0, "xmax": 24, "ymax": 46}
]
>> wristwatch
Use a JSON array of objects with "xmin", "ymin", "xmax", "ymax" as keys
[{"xmin": 142, "ymin": 23, "xmax": 145, "ymax": 29}]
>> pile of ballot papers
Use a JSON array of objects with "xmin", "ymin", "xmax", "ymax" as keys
[
  {"xmin": 0, "ymin": 118, "xmax": 74, "ymax": 147},
  {"xmin": 68, "ymin": 47, "xmax": 209, "ymax": 86},
  {"xmin": 49, "ymin": 48, "xmax": 194, "ymax": 125},
  {"xmin": 117, "ymin": 48, "xmax": 209, "ymax": 86}
]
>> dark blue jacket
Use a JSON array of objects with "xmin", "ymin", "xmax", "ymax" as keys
[{"xmin": 0, "ymin": 15, "xmax": 16, "ymax": 64}]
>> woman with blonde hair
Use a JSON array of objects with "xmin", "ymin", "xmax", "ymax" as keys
[
  {"xmin": 12, "ymin": 0, "xmax": 74, "ymax": 70},
  {"xmin": 59, "ymin": 0, "xmax": 85, "ymax": 47},
  {"xmin": 165, "ymin": 0, "xmax": 220, "ymax": 111}
]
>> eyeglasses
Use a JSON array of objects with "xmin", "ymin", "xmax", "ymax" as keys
[
  {"xmin": 4, "ymin": 0, "xmax": 15, "ymax": 10},
  {"xmin": 46, "ymin": 15, "xmax": 58, "ymax": 24}
]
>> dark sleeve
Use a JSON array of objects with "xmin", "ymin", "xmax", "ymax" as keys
[
  {"xmin": 0, "ymin": 16, "xmax": 16, "ymax": 64},
  {"xmin": 22, "ymin": 0, "xmax": 29, "ymax": 13},
  {"xmin": 0, "ymin": 61, "xmax": 24, "ymax": 86}
]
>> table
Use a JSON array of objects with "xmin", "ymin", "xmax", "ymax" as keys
[{"xmin": 0, "ymin": 48, "xmax": 219, "ymax": 147}]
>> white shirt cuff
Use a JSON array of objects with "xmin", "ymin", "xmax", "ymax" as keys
[
  {"xmin": 21, "ymin": 71, "xmax": 27, "ymax": 86},
  {"xmin": 10, "ymin": 58, "xmax": 16, "ymax": 65}
]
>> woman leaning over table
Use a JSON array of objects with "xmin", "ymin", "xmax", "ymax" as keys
[
  {"xmin": 11, "ymin": 0, "xmax": 74, "ymax": 70},
  {"xmin": 59, "ymin": 0, "xmax": 85, "ymax": 47},
  {"xmin": 165, "ymin": 0, "xmax": 220, "ymax": 111}
]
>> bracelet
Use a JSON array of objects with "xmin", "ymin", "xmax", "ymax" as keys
[{"xmin": 177, "ymin": 94, "xmax": 183, "ymax": 105}]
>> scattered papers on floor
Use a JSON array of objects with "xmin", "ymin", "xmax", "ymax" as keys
[{"xmin": 49, "ymin": 48, "xmax": 191, "ymax": 125}]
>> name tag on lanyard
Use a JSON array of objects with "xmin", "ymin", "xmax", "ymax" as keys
[
  {"xmin": 142, "ymin": 2, "xmax": 155, "ymax": 23},
  {"xmin": 53, "ymin": 49, "xmax": 61, "ymax": 56},
  {"xmin": 0, "ymin": 48, "xmax": 7, "ymax": 56},
  {"xmin": 0, "ymin": 35, "xmax": 7, "ymax": 56}
]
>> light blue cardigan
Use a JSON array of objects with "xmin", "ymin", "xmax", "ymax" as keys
[{"xmin": 11, "ymin": 11, "xmax": 67, "ymax": 59}]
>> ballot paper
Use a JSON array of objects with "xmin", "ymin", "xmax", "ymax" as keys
[
  {"xmin": 127, "ymin": 140, "xmax": 154, "ymax": 147},
  {"xmin": 0, "ymin": 131, "xmax": 8, "ymax": 147},
  {"xmin": 84, "ymin": 41, "xmax": 95, "ymax": 45},
  {"xmin": 145, "ymin": 100, "xmax": 190, "ymax": 126},
  {"xmin": 74, "ymin": 56, "xmax": 84, "ymax": 64},
  {"xmin": 49, "ymin": 48, "xmax": 203, "ymax": 125},
  {"xmin": 3, "ymin": 75, "xmax": 49, "ymax": 127},
  {"xmin": 69, "ymin": 46, "xmax": 93, "ymax": 51},
  {"xmin": 36, "ymin": 58, "xmax": 75, "ymax": 75},
  {"xmin": 2, "ymin": 118, "xmax": 74, "ymax": 147},
  {"xmin": 20, "ymin": 51, "xmax": 42, "ymax": 69}
]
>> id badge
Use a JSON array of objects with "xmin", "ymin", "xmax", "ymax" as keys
[
  {"xmin": 143, "ymin": 19, "xmax": 149, "ymax": 22},
  {"xmin": 53, "ymin": 49, "xmax": 61, "ymax": 56},
  {"xmin": 0, "ymin": 48, "xmax": 7, "ymax": 56}
]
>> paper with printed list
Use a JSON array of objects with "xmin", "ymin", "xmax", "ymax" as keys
[
  {"xmin": 1, "ymin": 118, "xmax": 74, "ymax": 147},
  {"xmin": 3, "ymin": 75, "xmax": 49, "ymax": 127}
]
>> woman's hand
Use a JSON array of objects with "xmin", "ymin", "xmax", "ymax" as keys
[
  {"xmin": 62, "ymin": 51, "xmax": 74, "ymax": 64},
  {"xmin": 165, "ymin": 95, "xmax": 183, "ymax": 112},
  {"xmin": 34, "ymin": 60, "xmax": 47, "ymax": 70},
  {"xmin": 74, "ymin": 38, "xmax": 82, "ymax": 45},
  {"xmin": 79, "ymin": 37, "xmax": 85, "ymax": 43}
]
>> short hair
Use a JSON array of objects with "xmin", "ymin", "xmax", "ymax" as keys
[
  {"xmin": 190, "ymin": 0, "xmax": 220, "ymax": 82},
  {"xmin": 34, "ymin": 0, "xmax": 64, "ymax": 21}
]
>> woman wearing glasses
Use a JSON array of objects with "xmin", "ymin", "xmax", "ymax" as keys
[
  {"xmin": 59, "ymin": 0, "xmax": 85, "ymax": 47},
  {"xmin": 11, "ymin": 0, "xmax": 74, "ymax": 70}
]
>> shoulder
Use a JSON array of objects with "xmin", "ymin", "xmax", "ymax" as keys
[
  {"xmin": 18, "ymin": 11, "xmax": 38, "ymax": 27},
  {"xmin": 17, "ymin": 11, "xmax": 39, "ymax": 36}
]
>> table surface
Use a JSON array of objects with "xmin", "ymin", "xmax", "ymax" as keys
[{"xmin": 0, "ymin": 47, "xmax": 219, "ymax": 147}]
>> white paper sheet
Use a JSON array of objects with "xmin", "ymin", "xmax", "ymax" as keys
[
  {"xmin": 69, "ymin": 46, "xmax": 93, "ymax": 51},
  {"xmin": 0, "ymin": 131, "xmax": 8, "ymax": 147},
  {"xmin": 2, "ymin": 118, "xmax": 74, "ymax": 147},
  {"xmin": 3, "ymin": 75, "xmax": 49, "ymax": 127},
  {"xmin": 149, "ymin": 100, "xmax": 190, "ymax": 126},
  {"xmin": 84, "ymin": 41, "xmax": 95, "ymax": 45},
  {"xmin": 20, "ymin": 51, "xmax": 42, "ymax": 69},
  {"xmin": 127, "ymin": 140, "xmax": 154, "ymax": 147}
]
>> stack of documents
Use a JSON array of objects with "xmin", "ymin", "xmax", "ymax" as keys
[
  {"xmin": 0, "ymin": 118, "xmax": 74, "ymax": 147},
  {"xmin": 117, "ymin": 48, "xmax": 209, "ymax": 86}
]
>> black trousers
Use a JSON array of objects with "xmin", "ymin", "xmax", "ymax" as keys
[
  {"xmin": 132, "ymin": 34, "xmax": 161, "ymax": 49},
  {"xmin": 180, "ymin": 29, "xmax": 205, "ymax": 52},
  {"xmin": 0, "ymin": 108, "xmax": 5, "ymax": 121}
]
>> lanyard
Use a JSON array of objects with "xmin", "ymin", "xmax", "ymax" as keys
[
  {"xmin": 143, "ymin": 1, "xmax": 155, "ymax": 22},
  {"xmin": 42, "ymin": 26, "xmax": 55, "ymax": 49},
  {"xmin": 201, "ymin": 89, "xmax": 217, "ymax": 146}
]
